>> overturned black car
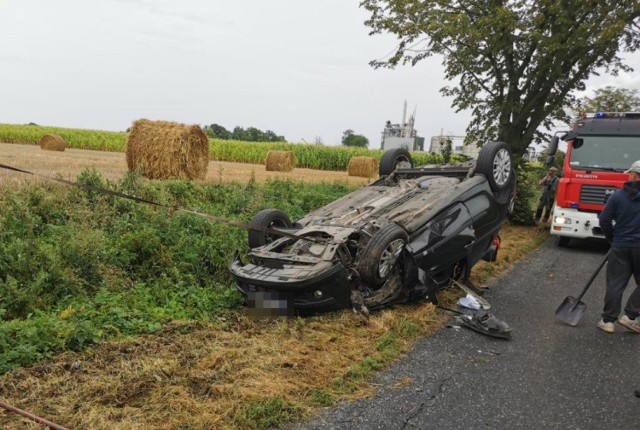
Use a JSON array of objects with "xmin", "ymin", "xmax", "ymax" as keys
[{"xmin": 230, "ymin": 141, "xmax": 516, "ymax": 316}]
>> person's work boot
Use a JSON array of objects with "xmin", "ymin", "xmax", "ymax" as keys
[
  {"xmin": 597, "ymin": 320, "xmax": 615, "ymax": 333},
  {"xmin": 617, "ymin": 315, "xmax": 640, "ymax": 333}
]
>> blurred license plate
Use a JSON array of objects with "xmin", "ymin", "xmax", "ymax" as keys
[{"xmin": 247, "ymin": 291, "xmax": 294, "ymax": 319}]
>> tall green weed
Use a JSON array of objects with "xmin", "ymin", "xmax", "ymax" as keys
[{"xmin": 0, "ymin": 172, "xmax": 355, "ymax": 373}]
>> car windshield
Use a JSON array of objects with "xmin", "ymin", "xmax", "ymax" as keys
[{"xmin": 569, "ymin": 136, "xmax": 640, "ymax": 171}]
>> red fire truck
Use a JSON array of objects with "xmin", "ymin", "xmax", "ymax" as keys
[{"xmin": 547, "ymin": 112, "xmax": 640, "ymax": 246}]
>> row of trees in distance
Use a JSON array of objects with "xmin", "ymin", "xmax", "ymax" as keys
[
  {"xmin": 203, "ymin": 123, "xmax": 373, "ymax": 148},
  {"xmin": 204, "ymin": 124, "xmax": 286, "ymax": 142}
]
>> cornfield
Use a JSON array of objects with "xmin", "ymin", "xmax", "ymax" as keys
[
  {"xmin": 0, "ymin": 123, "xmax": 127, "ymax": 151},
  {"xmin": 208, "ymin": 140, "xmax": 443, "ymax": 170},
  {"xmin": 0, "ymin": 124, "xmax": 443, "ymax": 171}
]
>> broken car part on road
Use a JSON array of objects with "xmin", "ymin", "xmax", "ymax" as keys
[{"xmin": 440, "ymin": 291, "xmax": 512, "ymax": 340}]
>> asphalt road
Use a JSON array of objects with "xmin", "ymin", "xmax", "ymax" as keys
[{"xmin": 296, "ymin": 238, "xmax": 640, "ymax": 429}]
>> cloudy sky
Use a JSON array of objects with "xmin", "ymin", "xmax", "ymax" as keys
[{"xmin": 1, "ymin": 0, "xmax": 639, "ymax": 149}]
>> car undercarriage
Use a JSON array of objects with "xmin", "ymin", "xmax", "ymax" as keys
[{"xmin": 230, "ymin": 141, "xmax": 516, "ymax": 317}]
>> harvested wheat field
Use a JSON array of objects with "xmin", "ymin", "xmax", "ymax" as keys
[{"xmin": 0, "ymin": 143, "xmax": 369, "ymax": 186}]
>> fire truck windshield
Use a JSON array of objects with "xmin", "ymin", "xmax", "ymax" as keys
[{"xmin": 569, "ymin": 135, "xmax": 640, "ymax": 172}]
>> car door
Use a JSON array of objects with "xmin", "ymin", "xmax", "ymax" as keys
[
  {"xmin": 462, "ymin": 189, "xmax": 501, "ymax": 264},
  {"xmin": 409, "ymin": 202, "xmax": 475, "ymax": 274}
]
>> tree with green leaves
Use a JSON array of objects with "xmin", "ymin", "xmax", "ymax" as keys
[
  {"xmin": 360, "ymin": 0, "xmax": 640, "ymax": 159},
  {"xmin": 228, "ymin": 126, "xmax": 286, "ymax": 142},
  {"xmin": 441, "ymin": 137, "xmax": 453, "ymax": 163},
  {"xmin": 576, "ymin": 86, "xmax": 640, "ymax": 113},
  {"xmin": 342, "ymin": 129, "xmax": 370, "ymax": 147},
  {"xmin": 204, "ymin": 123, "xmax": 231, "ymax": 140}
]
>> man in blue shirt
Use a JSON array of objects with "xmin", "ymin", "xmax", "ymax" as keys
[{"xmin": 597, "ymin": 160, "xmax": 640, "ymax": 333}]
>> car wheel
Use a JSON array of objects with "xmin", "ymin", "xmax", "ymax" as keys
[
  {"xmin": 379, "ymin": 148, "xmax": 413, "ymax": 176},
  {"xmin": 494, "ymin": 168, "xmax": 517, "ymax": 205},
  {"xmin": 248, "ymin": 209, "xmax": 292, "ymax": 248},
  {"xmin": 476, "ymin": 141, "xmax": 513, "ymax": 192},
  {"xmin": 359, "ymin": 223, "xmax": 409, "ymax": 287},
  {"xmin": 556, "ymin": 236, "xmax": 570, "ymax": 247}
]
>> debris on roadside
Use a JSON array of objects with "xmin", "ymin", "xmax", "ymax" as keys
[
  {"xmin": 455, "ymin": 309, "xmax": 512, "ymax": 340},
  {"xmin": 441, "ymin": 285, "xmax": 512, "ymax": 340}
]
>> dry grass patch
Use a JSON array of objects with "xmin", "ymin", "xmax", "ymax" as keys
[
  {"xmin": 0, "ymin": 306, "xmax": 446, "ymax": 430},
  {"xmin": 471, "ymin": 223, "xmax": 549, "ymax": 285}
]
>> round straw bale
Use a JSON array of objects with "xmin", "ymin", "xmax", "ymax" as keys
[
  {"xmin": 39, "ymin": 134, "xmax": 66, "ymax": 152},
  {"xmin": 126, "ymin": 119, "xmax": 210, "ymax": 180},
  {"xmin": 265, "ymin": 150, "xmax": 296, "ymax": 172},
  {"xmin": 347, "ymin": 156, "xmax": 378, "ymax": 178}
]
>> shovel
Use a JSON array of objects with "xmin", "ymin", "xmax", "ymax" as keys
[{"xmin": 555, "ymin": 251, "xmax": 609, "ymax": 326}]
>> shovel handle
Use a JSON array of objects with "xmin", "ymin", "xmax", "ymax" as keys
[{"xmin": 570, "ymin": 251, "xmax": 609, "ymax": 311}]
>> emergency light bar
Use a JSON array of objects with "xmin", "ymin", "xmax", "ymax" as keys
[{"xmin": 581, "ymin": 112, "xmax": 640, "ymax": 119}]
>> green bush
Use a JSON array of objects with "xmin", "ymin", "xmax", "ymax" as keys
[
  {"xmin": 509, "ymin": 163, "xmax": 544, "ymax": 225},
  {"xmin": 0, "ymin": 171, "xmax": 356, "ymax": 373}
]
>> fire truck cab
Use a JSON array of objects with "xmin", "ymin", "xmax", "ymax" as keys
[{"xmin": 548, "ymin": 112, "xmax": 640, "ymax": 246}]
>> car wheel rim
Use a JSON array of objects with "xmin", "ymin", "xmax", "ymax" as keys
[
  {"xmin": 396, "ymin": 157, "xmax": 411, "ymax": 170},
  {"xmin": 378, "ymin": 238, "xmax": 405, "ymax": 278},
  {"xmin": 492, "ymin": 149, "xmax": 511, "ymax": 186}
]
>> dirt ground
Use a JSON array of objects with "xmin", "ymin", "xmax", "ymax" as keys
[{"xmin": 0, "ymin": 143, "xmax": 371, "ymax": 186}]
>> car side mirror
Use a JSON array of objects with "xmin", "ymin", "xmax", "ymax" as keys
[
  {"xmin": 548, "ymin": 136, "xmax": 559, "ymax": 156},
  {"xmin": 545, "ymin": 155, "xmax": 555, "ymax": 167}
]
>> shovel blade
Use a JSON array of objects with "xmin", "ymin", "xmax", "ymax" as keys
[{"xmin": 555, "ymin": 296, "xmax": 587, "ymax": 326}]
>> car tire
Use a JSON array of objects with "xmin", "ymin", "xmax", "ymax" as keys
[
  {"xmin": 556, "ymin": 236, "xmax": 570, "ymax": 247},
  {"xmin": 475, "ymin": 141, "xmax": 513, "ymax": 192},
  {"xmin": 248, "ymin": 209, "xmax": 292, "ymax": 249},
  {"xmin": 359, "ymin": 223, "xmax": 409, "ymax": 287},
  {"xmin": 494, "ymin": 168, "xmax": 517, "ymax": 205},
  {"xmin": 379, "ymin": 148, "xmax": 413, "ymax": 176}
]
